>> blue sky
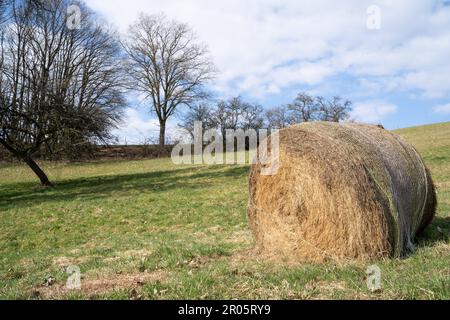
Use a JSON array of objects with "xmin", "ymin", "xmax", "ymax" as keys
[{"xmin": 85, "ymin": 0, "xmax": 450, "ymax": 143}]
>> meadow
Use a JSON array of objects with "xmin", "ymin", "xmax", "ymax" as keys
[{"xmin": 0, "ymin": 122, "xmax": 449, "ymax": 299}]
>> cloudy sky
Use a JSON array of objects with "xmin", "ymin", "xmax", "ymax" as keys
[{"xmin": 84, "ymin": 0, "xmax": 450, "ymax": 144}]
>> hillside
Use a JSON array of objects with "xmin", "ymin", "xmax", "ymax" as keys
[
  {"xmin": 395, "ymin": 121, "xmax": 450, "ymax": 153},
  {"xmin": 396, "ymin": 122, "xmax": 450, "ymax": 221}
]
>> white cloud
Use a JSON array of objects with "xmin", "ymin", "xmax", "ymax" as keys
[
  {"xmin": 433, "ymin": 103, "xmax": 450, "ymax": 114},
  {"xmin": 85, "ymin": 0, "xmax": 450, "ymax": 100},
  {"xmin": 351, "ymin": 101, "xmax": 398, "ymax": 123}
]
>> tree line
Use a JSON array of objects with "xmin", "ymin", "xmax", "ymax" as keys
[
  {"xmin": 1, "ymin": 0, "xmax": 352, "ymax": 186},
  {"xmin": 178, "ymin": 93, "xmax": 352, "ymax": 139}
]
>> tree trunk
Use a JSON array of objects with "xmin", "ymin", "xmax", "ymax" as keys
[
  {"xmin": 0, "ymin": 138, "xmax": 52, "ymax": 186},
  {"xmin": 159, "ymin": 119, "xmax": 166, "ymax": 147},
  {"xmin": 22, "ymin": 155, "xmax": 53, "ymax": 187}
]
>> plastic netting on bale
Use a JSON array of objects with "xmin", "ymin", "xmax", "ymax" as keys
[{"xmin": 248, "ymin": 122, "xmax": 436, "ymax": 262}]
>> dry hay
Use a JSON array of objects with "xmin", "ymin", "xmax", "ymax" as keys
[{"xmin": 248, "ymin": 122, "xmax": 436, "ymax": 262}]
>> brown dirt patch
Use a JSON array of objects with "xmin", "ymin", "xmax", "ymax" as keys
[{"xmin": 34, "ymin": 270, "xmax": 167, "ymax": 299}]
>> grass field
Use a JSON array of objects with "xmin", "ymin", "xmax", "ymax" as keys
[{"xmin": 1, "ymin": 123, "xmax": 449, "ymax": 300}]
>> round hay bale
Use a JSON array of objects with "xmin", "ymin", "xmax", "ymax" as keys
[{"xmin": 248, "ymin": 122, "xmax": 436, "ymax": 262}]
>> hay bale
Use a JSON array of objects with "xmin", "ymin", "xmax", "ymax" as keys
[{"xmin": 248, "ymin": 122, "xmax": 436, "ymax": 262}]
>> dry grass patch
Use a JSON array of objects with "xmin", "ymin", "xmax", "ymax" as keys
[{"xmin": 35, "ymin": 270, "xmax": 167, "ymax": 299}]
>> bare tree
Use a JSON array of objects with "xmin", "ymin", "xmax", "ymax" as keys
[
  {"xmin": 178, "ymin": 103, "xmax": 214, "ymax": 140},
  {"xmin": 1, "ymin": 0, "xmax": 47, "ymax": 24},
  {"xmin": 211, "ymin": 96, "xmax": 263, "ymax": 131},
  {"xmin": 279, "ymin": 92, "xmax": 353, "ymax": 126},
  {"xmin": 317, "ymin": 96, "xmax": 352, "ymax": 122},
  {"xmin": 123, "ymin": 14, "xmax": 215, "ymax": 147},
  {"xmin": 225, "ymin": 97, "xmax": 245, "ymax": 130},
  {"xmin": 241, "ymin": 102, "xmax": 264, "ymax": 131},
  {"xmin": 0, "ymin": 0, "xmax": 125, "ymax": 186},
  {"xmin": 0, "ymin": 0, "xmax": 7, "ymax": 24},
  {"xmin": 209, "ymin": 96, "xmax": 264, "ymax": 148},
  {"xmin": 265, "ymin": 105, "xmax": 293, "ymax": 129},
  {"xmin": 211, "ymin": 97, "xmax": 242, "ymax": 143},
  {"xmin": 211, "ymin": 100, "xmax": 231, "ymax": 146},
  {"xmin": 288, "ymin": 92, "xmax": 318, "ymax": 122}
]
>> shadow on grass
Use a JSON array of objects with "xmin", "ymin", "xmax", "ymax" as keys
[
  {"xmin": 5, "ymin": 161, "xmax": 445, "ymax": 251},
  {"xmin": 417, "ymin": 215, "xmax": 450, "ymax": 247},
  {"xmin": 0, "ymin": 165, "xmax": 249, "ymax": 211}
]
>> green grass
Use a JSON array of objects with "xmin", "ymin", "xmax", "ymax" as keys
[{"xmin": 1, "ymin": 123, "xmax": 449, "ymax": 300}]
